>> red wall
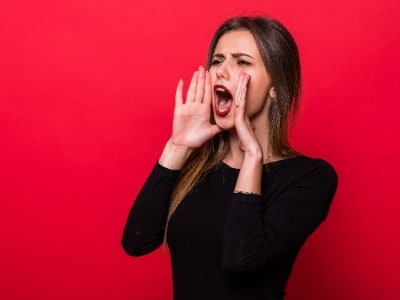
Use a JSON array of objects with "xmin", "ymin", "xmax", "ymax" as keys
[{"xmin": 1, "ymin": 0, "xmax": 399, "ymax": 299}]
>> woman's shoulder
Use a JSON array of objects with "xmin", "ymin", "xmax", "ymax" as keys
[
  {"xmin": 261, "ymin": 155, "xmax": 338, "ymax": 207},
  {"xmin": 269, "ymin": 154, "xmax": 335, "ymax": 171},
  {"xmin": 265, "ymin": 155, "xmax": 338, "ymax": 186}
]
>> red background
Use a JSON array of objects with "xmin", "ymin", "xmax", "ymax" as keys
[{"xmin": 1, "ymin": 0, "xmax": 399, "ymax": 299}]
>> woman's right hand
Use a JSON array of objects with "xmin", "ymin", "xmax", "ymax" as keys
[
  {"xmin": 159, "ymin": 66, "xmax": 221, "ymax": 170},
  {"xmin": 171, "ymin": 66, "xmax": 221, "ymax": 149}
]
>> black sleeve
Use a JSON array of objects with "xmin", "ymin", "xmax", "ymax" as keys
[
  {"xmin": 221, "ymin": 160, "xmax": 338, "ymax": 274},
  {"xmin": 121, "ymin": 163, "xmax": 180, "ymax": 256}
]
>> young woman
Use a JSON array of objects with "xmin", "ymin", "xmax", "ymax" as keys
[{"xmin": 122, "ymin": 16, "xmax": 338, "ymax": 300}]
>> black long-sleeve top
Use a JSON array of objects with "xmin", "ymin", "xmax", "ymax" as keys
[{"xmin": 122, "ymin": 156, "xmax": 338, "ymax": 299}]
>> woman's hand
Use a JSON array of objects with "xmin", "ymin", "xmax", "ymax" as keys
[
  {"xmin": 171, "ymin": 66, "xmax": 221, "ymax": 149},
  {"xmin": 234, "ymin": 71, "xmax": 263, "ymax": 161},
  {"xmin": 159, "ymin": 66, "xmax": 221, "ymax": 170},
  {"xmin": 232, "ymin": 71, "xmax": 264, "ymax": 194}
]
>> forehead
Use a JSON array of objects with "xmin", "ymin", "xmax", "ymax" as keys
[{"xmin": 213, "ymin": 30, "xmax": 260, "ymax": 57}]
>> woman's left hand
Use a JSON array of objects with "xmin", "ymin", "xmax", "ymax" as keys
[{"xmin": 233, "ymin": 71, "xmax": 263, "ymax": 161}]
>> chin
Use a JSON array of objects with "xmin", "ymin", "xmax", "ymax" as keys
[{"xmin": 213, "ymin": 113, "xmax": 235, "ymax": 131}]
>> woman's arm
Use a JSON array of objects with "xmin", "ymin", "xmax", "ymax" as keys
[
  {"xmin": 231, "ymin": 71, "xmax": 264, "ymax": 195},
  {"xmin": 122, "ymin": 66, "xmax": 221, "ymax": 256},
  {"xmin": 221, "ymin": 160, "xmax": 338, "ymax": 273},
  {"xmin": 121, "ymin": 162, "xmax": 180, "ymax": 256},
  {"xmin": 233, "ymin": 154, "xmax": 263, "ymax": 194},
  {"xmin": 121, "ymin": 136, "xmax": 199, "ymax": 256},
  {"xmin": 222, "ymin": 71, "xmax": 338, "ymax": 273}
]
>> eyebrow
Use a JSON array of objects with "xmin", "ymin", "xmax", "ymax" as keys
[{"xmin": 213, "ymin": 52, "xmax": 254, "ymax": 59}]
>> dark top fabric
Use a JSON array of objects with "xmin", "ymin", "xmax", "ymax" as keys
[{"xmin": 122, "ymin": 156, "xmax": 338, "ymax": 299}]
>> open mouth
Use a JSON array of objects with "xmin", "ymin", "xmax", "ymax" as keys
[{"xmin": 214, "ymin": 85, "xmax": 233, "ymax": 117}]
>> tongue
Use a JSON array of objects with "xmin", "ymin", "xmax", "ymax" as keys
[
  {"xmin": 218, "ymin": 98, "xmax": 232, "ymax": 111},
  {"xmin": 216, "ymin": 94, "xmax": 232, "ymax": 116}
]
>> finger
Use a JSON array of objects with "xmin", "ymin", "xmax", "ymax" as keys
[
  {"xmin": 194, "ymin": 66, "xmax": 205, "ymax": 102},
  {"xmin": 235, "ymin": 71, "xmax": 245, "ymax": 107},
  {"xmin": 235, "ymin": 72, "xmax": 248, "ymax": 117},
  {"xmin": 175, "ymin": 79, "xmax": 184, "ymax": 109},
  {"xmin": 186, "ymin": 71, "xmax": 199, "ymax": 103},
  {"xmin": 203, "ymin": 70, "xmax": 212, "ymax": 106},
  {"xmin": 238, "ymin": 73, "xmax": 250, "ymax": 111}
]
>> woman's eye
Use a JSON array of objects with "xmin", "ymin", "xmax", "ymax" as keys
[
  {"xmin": 211, "ymin": 59, "xmax": 222, "ymax": 65},
  {"xmin": 238, "ymin": 59, "xmax": 251, "ymax": 66}
]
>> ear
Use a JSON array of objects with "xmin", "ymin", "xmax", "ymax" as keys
[{"xmin": 269, "ymin": 87, "xmax": 277, "ymax": 99}]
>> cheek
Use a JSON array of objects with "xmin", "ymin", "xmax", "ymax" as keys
[
  {"xmin": 246, "ymin": 79, "xmax": 270, "ymax": 109},
  {"xmin": 249, "ymin": 69, "xmax": 271, "ymax": 93}
]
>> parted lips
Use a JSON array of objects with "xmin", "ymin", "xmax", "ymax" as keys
[{"xmin": 214, "ymin": 84, "xmax": 233, "ymax": 117}]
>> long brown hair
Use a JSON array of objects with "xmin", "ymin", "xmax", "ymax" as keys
[{"xmin": 165, "ymin": 16, "xmax": 302, "ymax": 237}]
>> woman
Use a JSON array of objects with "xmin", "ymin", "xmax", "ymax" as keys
[{"xmin": 122, "ymin": 16, "xmax": 338, "ymax": 300}]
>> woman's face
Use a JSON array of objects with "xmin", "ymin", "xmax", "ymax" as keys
[{"xmin": 209, "ymin": 30, "xmax": 275, "ymax": 130}]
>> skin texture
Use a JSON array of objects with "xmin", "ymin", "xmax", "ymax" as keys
[{"xmin": 159, "ymin": 29, "xmax": 279, "ymax": 194}]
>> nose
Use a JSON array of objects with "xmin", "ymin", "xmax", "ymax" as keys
[{"xmin": 215, "ymin": 62, "xmax": 230, "ymax": 80}]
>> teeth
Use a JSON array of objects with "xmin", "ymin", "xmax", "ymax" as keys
[{"xmin": 216, "ymin": 87, "xmax": 225, "ymax": 92}]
